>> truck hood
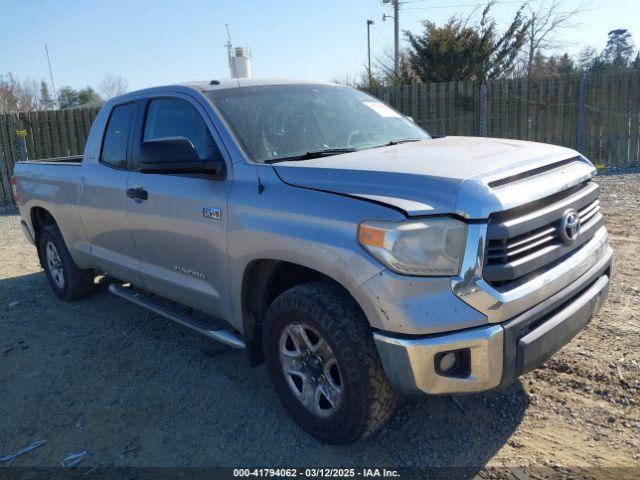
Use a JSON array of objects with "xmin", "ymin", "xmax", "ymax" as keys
[{"xmin": 272, "ymin": 137, "xmax": 595, "ymax": 219}]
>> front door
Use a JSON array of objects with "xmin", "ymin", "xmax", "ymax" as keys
[{"xmin": 125, "ymin": 94, "xmax": 232, "ymax": 320}]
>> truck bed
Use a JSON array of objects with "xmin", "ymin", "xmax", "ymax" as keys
[{"xmin": 14, "ymin": 160, "xmax": 83, "ymax": 207}]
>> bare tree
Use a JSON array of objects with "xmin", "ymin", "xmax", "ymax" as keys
[
  {"xmin": 329, "ymin": 72, "xmax": 361, "ymax": 87},
  {"xmin": 375, "ymin": 48, "xmax": 419, "ymax": 86},
  {"xmin": 577, "ymin": 46, "xmax": 599, "ymax": 70},
  {"xmin": 524, "ymin": 0, "xmax": 591, "ymax": 76},
  {"xmin": 99, "ymin": 74, "xmax": 128, "ymax": 99},
  {"xmin": 0, "ymin": 74, "xmax": 41, "ymax": 114}
]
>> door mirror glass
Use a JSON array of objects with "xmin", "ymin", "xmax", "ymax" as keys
[
  {"xmin": 139, "ymin": 97, "xmax": 225, "ymax": 176},
  {"xmin": 138, "ymin": 137, "xmax": 222, "ymax": 174}
]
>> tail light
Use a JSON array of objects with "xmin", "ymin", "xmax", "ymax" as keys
[{"xmin": 10, "ymin": 176, "xmax": 19, "ymax": 205}]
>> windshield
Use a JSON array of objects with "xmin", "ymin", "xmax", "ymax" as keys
[{"xmin": 206, "ymin": 84, "xmax": 430, "ymax": 163}]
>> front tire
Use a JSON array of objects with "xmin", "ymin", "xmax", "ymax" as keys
[
  {"xmin": 263, "ymin": 281, "xmax": 398, "ymax": 444},
  {"xmin": 39, "ymin": 224, "xmax": 94, "ymax": 301}
]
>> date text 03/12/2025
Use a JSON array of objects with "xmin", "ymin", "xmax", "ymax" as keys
[{"xmin": 232, "ymin": 468, "xmax": 401, "ymax": 478}]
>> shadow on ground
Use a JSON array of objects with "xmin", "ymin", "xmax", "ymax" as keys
[
  {"xmin": 0, "ymin": 271, "xmax": 529, "ymax": 474},
  {"xmin": 0, "ymin": 205, "xmax": 18, "ymax": 216}
]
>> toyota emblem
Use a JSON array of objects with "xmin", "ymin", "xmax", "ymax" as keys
[{"xmin": 560, "ymin": 209, "xmax": 581, "ymax": 244}]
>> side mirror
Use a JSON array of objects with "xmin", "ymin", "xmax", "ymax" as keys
[{"xmin": 138, "ymin": 137, "xmax": 222, "ymax": 175}]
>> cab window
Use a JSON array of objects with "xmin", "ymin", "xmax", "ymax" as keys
[{"xmin": 101, "ymin": 102, "xmax": 135, "ymax": 168}]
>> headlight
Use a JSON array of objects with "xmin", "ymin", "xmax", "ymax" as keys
[{"xmin": 357, "ymin": 217, "xmax": 467, "ymax": 276}]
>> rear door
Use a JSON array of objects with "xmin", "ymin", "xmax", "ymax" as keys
[
  {"xmin": 79, "ymin": 101, "xmax": 143, "ymax": 283},
  {"xmin": 125, "ymin": 93, "xmax": 232, "ymax": 319}
]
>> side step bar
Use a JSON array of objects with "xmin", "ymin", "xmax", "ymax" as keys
[{"xmin": 108, "ymin": 284, "xmax": 245, "ymax": 349}]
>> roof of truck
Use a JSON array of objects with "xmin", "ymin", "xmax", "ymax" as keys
[
  {"xmin": 182, "ymin": 78, "xmax": 336, "ymax": 92},
  {"xmin": 104, "ymin": 78, "xmax": 342, "ymax": 106}
]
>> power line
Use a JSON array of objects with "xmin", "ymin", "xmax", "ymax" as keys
[
  {"xmin": 371, "ymin": 18, "xmax": 389, "ymax": 49},
  {"xmin": 351, "ymin": 0, "xmax": 381, "ymax": 70},
  {"xmin": 401, "ymin": 0, "xmax": 530, "ymax": 4},
  {"xmin": 401, "ymin": 0, "xmax": 537, "ymax": 9}
]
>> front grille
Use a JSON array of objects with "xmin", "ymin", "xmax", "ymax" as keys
[{"xmin": 483, "ymin": 181, "xmax": 603, "ymax": 288}]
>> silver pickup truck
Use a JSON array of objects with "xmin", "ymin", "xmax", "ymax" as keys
[{"xmin": 13, "ymin": 79, "xmax": 613, "ymax": 444}]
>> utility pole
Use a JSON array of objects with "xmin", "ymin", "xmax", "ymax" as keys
[
  {"xmin": 366, "ymin": 19, "xmax": 374, "ymax": 79},
  {"xmin": 393, "ymin": 0, "xmax": 400, "ymax": 78},
  {"xmin": 383, "ymin": 0, "xmax": 400, "ymax": 78},
  {"xmin": 44, "ymin": 44, "xmax": 59, "ymax": 109}
]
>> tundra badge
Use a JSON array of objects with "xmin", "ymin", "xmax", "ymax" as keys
[{"xmin": 174, "ymin": 265, "xmax": 207, "ymax": 280}]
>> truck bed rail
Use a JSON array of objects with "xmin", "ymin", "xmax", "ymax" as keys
[{"xmin": 19, "ymin": 155, "xmax": 83, "ymax": 164}]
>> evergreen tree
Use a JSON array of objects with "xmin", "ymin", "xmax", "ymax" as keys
[
  {"xmin": 602, "ymin": 29, "xmax": 634, "ymax": 68},
  {"xmin": 77, "ymin": 87, "xmax": 101, "ymax": 105},
  {"xmin": 57, "ymin": 86, "xmax": 79, "ymax": 109},
  {"xmin": 57, "ymin": 86, "xmax": 102, "ymax": 109},
  {"xmin": 39, "ymin": 81, "xmax": 55, "ymax": 110},
  {"xmin": 528, "ymin": 52, "xmax": 575, "ymax": 77},
  {"xmin": 405, "ymin": 3, "xmax": 529, "ymax": 82},
  {"xmin": 556, "ymin": 53, "xmax": 576, "ymax": 75}
]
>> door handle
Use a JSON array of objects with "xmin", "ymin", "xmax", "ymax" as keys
[{"xmin": 126, "ymin": 186, "xmax": 148, "ymax": 200}]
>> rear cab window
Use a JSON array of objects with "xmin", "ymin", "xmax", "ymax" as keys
[{"xmin": 100, "ymin": 102, "xmax": 136, "ymax": 169}]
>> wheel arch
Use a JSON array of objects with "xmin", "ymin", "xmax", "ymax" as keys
[
  {"xmin": 240, "ymin": 259, "xmax": 366, "ymax": 366},
  {"xmin": 30, "ymin": 206, "xmax": 58, "ymax": 267},
  {"xmin": 30, "ymin": 206, "xmax": 58, "ymax": 238}
]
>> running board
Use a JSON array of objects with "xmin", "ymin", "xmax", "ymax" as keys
[{"xmin": 108, "ymin": 284, "xmax": 245, "ymax": 349}]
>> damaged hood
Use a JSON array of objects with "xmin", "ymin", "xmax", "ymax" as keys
[{"xmin": 273, "ymin": 137, "xmax": 594, "ymax": 219}]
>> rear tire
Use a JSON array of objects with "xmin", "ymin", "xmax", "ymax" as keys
[
  {"xmin": 39, "ymin": 224, "xmax": 94, "ymax": 301},
  {"xmin": 263, "ymin": 281, "xmax": 398, "ymax": 444}
]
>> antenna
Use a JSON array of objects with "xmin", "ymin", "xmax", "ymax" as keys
[
  {"xmin": 225, "ymin": 24, "xmax": 241, "ymax": 87},
  {"xmin": 224, "ymin": 25, "xmax": 233, "ymax": 69},
  {"xmin": 45, "ymin": 44, "xmax": 60, "ymax": 109}
]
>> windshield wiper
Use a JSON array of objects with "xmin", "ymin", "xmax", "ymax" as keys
[
  {"xmin": 385, "ymin": 138, "xmax": 423, "ymax": 146},
  {"xmin": 265, "ymin": 148, "xmax": 357, "ymax": 164},
  {"xmin": 265, "ymin": 139, "xmax": 423, "ymax": 164},
  {"xmin": 365, "ymin": 138, "xmax": 423, "ymax": 150}
]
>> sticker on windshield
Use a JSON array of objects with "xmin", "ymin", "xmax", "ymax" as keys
[{"xmin": 362, "ymin": 101, "xmax": 401, "ymax": 118}]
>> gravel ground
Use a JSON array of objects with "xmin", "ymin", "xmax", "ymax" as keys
[{"xmin": 0, "ymin": 170, "xmax": 639, "ymax": 476}]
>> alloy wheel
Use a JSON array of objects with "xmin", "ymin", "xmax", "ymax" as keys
[
  {"xmin": 45, "ymin": 241, "xmax": 65, "ymax": 289},
  {"xmin": 278, "ymin": 322, "xmax": 343, "ymax": 417}
]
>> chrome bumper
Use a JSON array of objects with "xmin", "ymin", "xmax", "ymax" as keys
[
  {"xmin": 374, "ymin": 325, "xmax": 504, "ymax": 394},
  {"xmin": 374, "ymin": 243, "xmax": 612, "ymax": 395},
  {"xmin": 452, "ymin": 225, "xmax": 610, "ymax": 323}
]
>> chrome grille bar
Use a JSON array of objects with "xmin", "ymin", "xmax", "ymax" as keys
[{"xmin": 483, "ymin": 181, "xmax": 603, "ymax": 286}]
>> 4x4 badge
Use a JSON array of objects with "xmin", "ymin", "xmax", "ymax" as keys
[{"xmin": 202, "ymin": 207, "xmax": 221, "ymax": 220}]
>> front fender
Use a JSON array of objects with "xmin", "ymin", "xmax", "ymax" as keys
[{"xmin": 227, "ymin": 163, "xmax": 403, "ymax": 332}]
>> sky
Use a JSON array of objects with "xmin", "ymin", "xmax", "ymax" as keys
[{"xmin": 1, "ymin": 0, "xmax": 638, "ymax": 93}]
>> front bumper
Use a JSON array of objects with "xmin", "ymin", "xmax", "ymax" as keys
[{"xmin": 374, "ymin": 244, "xmax": 612, "ymax": 394}]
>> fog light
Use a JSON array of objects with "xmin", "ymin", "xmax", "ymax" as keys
[
  {"xmin": 435, "ymin": 348, "xmax": 471, "ymax": 377},
  {"xmin": 438, "ymin": 352, "xmax": 457, "ymax": 372}
]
